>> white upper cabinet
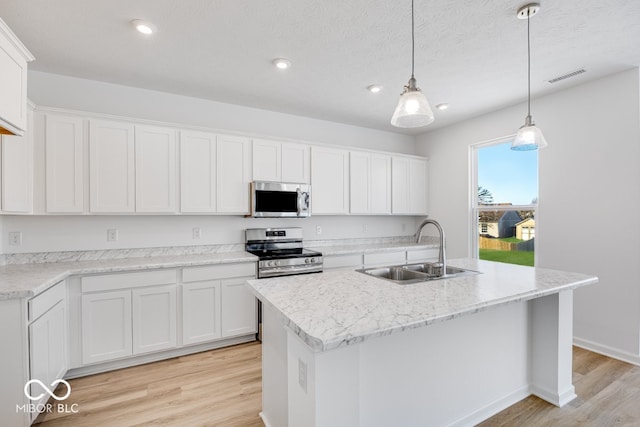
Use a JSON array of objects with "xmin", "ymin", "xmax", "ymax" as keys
[
  {"xmin": 311, "ymin": 146, "xmax": 349, "ymax": 214},
  {"xmin": 45, "ymin": 114, "xmax": 84, "ymax": 213},
  {"xmin": 180, "ymin": 130, "xmax": 217, "ymax": 213},
  {"xmin": 392, "ymin": 156, "xmax": 428, "ymax": 215},
  {"xmin": 253, "ymin": 139, "xmax": 310, "ymax": 184},
  {"xmin": 252, "ymin": 139, "xmax": 281, "ymax": 182},
  {"xmin": 1, "ymin": 109, "xmax": 33, "ymax": 213},
  {"xmin": 89, "ymin": 119, "xmax": 135, "ymax": 213},
  {"xmin": 216, "ymin": 135, "xmax": 251, "ymax": 214},
  {"xmin": 135, "ymin": 125, "xmax": 177, "ymax": 213},
  {"xmin": 349, "ymin": 152, "xmax": 391, "ymax": 215},
  {"xmin": 282, "ymin": 142, "xmax": 310, "ymax": 183},
  {"xmin": 0, "ymin": 18, "xmax": 34, "ymax": 136}
]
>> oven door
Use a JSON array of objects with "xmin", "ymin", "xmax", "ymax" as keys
[{"xmin": 251, "ymin": 181, "xmax": 311, "ymax": 217}]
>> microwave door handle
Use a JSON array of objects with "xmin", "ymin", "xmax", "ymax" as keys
[{"xmin": 297, "ymin": 188, "xmax": 302, "ymax": 216}]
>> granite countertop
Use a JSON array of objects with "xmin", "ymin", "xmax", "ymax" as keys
[
  {"xmin": 0, "ymin": 251, "xmax": 257, "ymax": 300},
  {"xmin": 308, "ymin": 241, "xmax": 438, "ymax": 257},
  {"xmin": 246, "ymin": 258, "xmax": 598, "ymax": 352}
]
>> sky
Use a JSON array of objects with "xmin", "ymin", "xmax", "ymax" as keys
[{"xmin": 477, "ymin": 142, "xmax": 538, "ymax": 206}]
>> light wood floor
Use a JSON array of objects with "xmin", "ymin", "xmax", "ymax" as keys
[
  {"xmin": 35, "ymin": 344, "xmax": 640, "ymax": 426},
  {"xmin": 35, "ymin": 342, "xmax": 263, "ymax": 426}
]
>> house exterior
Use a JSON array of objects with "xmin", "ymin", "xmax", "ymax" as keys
[
  {"xmin": 478, "ymin": 210, "xmax": 524, "ymax": 238},
  {"xmin": 515, "ymin": 218, "xmax": 536, "ymax": 241}
]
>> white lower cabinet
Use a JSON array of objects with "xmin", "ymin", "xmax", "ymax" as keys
[
  {"xmin": 132, "ymin": 285, "xmax": 177, "ymax": 354},
  {"xmin": 221, "ymin": 277, "xmax": 257, "ymax": 338},
  {"xmin": 28, "ymin": 282, "xmax": 67, "ymax": 421},
  {"xmin": 181, "ymin": 280, "xmax": 221, "ymax": 345},
  {"xmin": 81, "ymin": 290, "xmax": 132, "ymax": 364}
]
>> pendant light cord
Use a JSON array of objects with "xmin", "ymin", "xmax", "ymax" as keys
[
  {"xmin": 527, "ymin": 9, "xmax": 531, "ymax": 118},
  {"xmin": 411, "ymin": 0, "xmax": 415, "ymax": 79}
]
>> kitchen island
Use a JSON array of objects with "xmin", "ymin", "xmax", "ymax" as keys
[{"xmin": 246, "ymin": 258, "xmax": 598, "ymax": 427}]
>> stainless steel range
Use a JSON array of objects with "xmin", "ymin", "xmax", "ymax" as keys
[{"xmin": 245, "ymin": 227, "xmax": 323, "ymax": 278}]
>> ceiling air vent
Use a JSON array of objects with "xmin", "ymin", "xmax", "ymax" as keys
[{"xmin": 547, "ymin": 68, "xmax": 586, "ymax": 84}]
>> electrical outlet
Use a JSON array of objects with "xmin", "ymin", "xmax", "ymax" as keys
[
  {"xmin": 402, "ymin": 223, "xmax": 407, "ymax": 232},
  {"xmin": 298, "ymin": 358, "xmax": 307, "ymax": 393},
  {"xmin": 8, "ymin": 232, "xmax": 22, "ymax": 246},
  {"xmin": 107, "ymin": 229, "xmax": 119, "ymax": 242},
  {"xmin": 192, "ymin": 227, "xmax": 202, "ymax": 239},
  {"xmin": 362, "ymin": 224, "xmax": 367, "ymax": 233},
  {"xmin": 316, "ymin": 225, "xmax": 322, "ymax": 235}
]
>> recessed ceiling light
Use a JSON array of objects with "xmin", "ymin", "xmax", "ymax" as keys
[
  {"xmin": 367, "ymin": 85, "xmax": 383, "ymax": 93},
  {"xmin": 435, "ymin": 103, "xmax": 449, "ymax": 110},
  {"xmin": 272, "ymin": 58, "xmax": 292, "ymax": 70},
  {"xmin": 131, "ymin": 19, "xmax": 156, "ymax": 35}
]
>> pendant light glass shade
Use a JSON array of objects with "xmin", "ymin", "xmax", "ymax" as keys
[
  {"xmin": 511, "ymin": 3, "xmax": 547, "ymax": 151},
  {"xmin": 391, "ymin": 77, "xmax": 434, "ymax": 128},
  {"xmin": 391, "ymin": 0, "xmax": 434, "ymax": 128},
  {"xmin": 512, "ymin": 115, "xmax": 548, "ymax": 151}
]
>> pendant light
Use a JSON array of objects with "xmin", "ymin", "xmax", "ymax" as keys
[
  {"xmin": 511, "ymin": 3, "xmax": 548, "ymax": 151},
  {"xmin": 391, "ymin": 0, "xmax": 434, "ymax": 128}
]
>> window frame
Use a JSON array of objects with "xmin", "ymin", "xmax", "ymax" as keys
[{"xmin": 469, "ymin": 135, "xmax": 539, "ymax": 265}]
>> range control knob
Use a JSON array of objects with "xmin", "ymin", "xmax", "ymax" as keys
[
  {"xmin": 305, "ymin": 258, "xmax": 311, "ymax": 264},
  {"xmin": 309, "ymin": 258, "xmax": 316, "ymax": 264},
  {"xmin": 268, "ymin": 261, "xmax": 275, "ymax": 267}
]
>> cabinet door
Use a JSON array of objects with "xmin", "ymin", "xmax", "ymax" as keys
[
  {"xmin": 216, "ymin": 135, "xmax": 251, "ymax": 213},
  {"xmin": 281, "ymin": 142, "xmax": 310, "ymax": 183},
  {"xmin": 89, "ymin": 120, "xmax": 135, "ymax": 212},
  {"xmin": 311, "ymin": 146, "xmax": 349, "ymax": 214},
  {"xmin": 180, "ymin": 131, "xmax": 216, "ymax": 213},
  {"xmin": 182, "ymin": 281, "xmax": 222, "ymax": 345},
  {"xmin": 45, "ymin": 114, "xmax": 84, "ymax": 213},
  {"xmin": 349, "ymin": 151, "xmax": 370, "ymax": 214},
  {"xmin": 391, "ymin": 156, "xmax": 410, "ymax": 214},
  {"xmin": 81, "ymin": 290, "xmax": 132, "ymax": 364},
  {"xmin": 29, "ymin": 301, "xmax": 66, "ymax": 411},
  {"xmin": 370, "ymin": 154, "xmax": 391, "ymax": 214},
  {"xmin": 252, "ymin": 139, "xmax": 281, "ymax": 182},
  {"xmin": 221, "ymin": 277, "xmax": 257, "ymax": 338},
  {"xmin": 409, "ymin": 158, "xmax": 428, "ymax": 214},
  {"xmin": 1, "ymin": 114, "xmax": 32, "ymax": 212},
  {"xmin": 0, "ymin": 23, "xmax": 30, "ymax": 135},
  {"xmin": 135, "ymin": 125, "xmax": 177, "ymax": 213},
  {"xmin": 132, "ymin": 285, "xmax": 177, "ymax": 355}
]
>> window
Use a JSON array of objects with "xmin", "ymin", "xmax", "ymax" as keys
[{"xmin": 471, "ymin": 138, "xmax": 538, "ymax": 266}]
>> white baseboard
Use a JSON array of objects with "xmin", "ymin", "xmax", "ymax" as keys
[
  {"xmin": 65, "ymin": 335, "xmax": 256, "ymax": 378},
  {"xmin": 446, "ymin": 385, "xmax": 531, "ymax": 427},
  {"xmin": 530, "ymin": 384, "xmax": 576, "ymax": 407},
  {"xmin": 574, "ymin": 337, "xmax": 640, "ymax": 367},
  {"xmin": 259, "ymin": 412, "xmax": 274, "ymax": 427}
]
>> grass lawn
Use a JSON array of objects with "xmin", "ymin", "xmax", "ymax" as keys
[
  {"xmin": 497, "ymin": 237, "xmax": 524, "ymax": 243},
  {"xmin": 479, "ymin": 249, "xmax": 534, "ymax": 267}
]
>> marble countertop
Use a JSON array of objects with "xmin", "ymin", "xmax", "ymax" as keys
[
  {"xmin": 0, "ymin": 251, "xmax": 257, "ymax": 300},
  {"xmin": 308, "ymin": 241, "xmax": 438, "ymax": 256},
  {"xmin": 246, "ymin": 258, "xmax": 598, "ymax": 352}
]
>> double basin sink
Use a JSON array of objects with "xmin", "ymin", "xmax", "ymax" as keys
[{"xmin": 357, "ymin": 262, "xmax": 480, "ymax": 285}]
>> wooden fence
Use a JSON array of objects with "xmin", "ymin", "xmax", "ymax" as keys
[{"xmin": 479, "ymin": 236, "xmax": 534, "ymax": 252}]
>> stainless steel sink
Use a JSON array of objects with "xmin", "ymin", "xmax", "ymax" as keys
[{"xmin": 357, "ymin": 262, "xmax": 480, "ymax": 284}]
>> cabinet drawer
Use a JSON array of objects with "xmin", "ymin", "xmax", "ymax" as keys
[
  {"xmin": 324, "ymin": 254, "xmax": 363, "ymax": 270},
  {"xmin": 82, "ymin": 269, "xmax": 177, "ymax": 293},
  {"xmin": 363, "ymin": 251, "xmax": 406, "ymax": 267},
  {"xmin": 406, "ymin": 249, "xmax": 439, "ymax": 263},
  {"xmin": 29, "ymin": 281, "xmax": 65, "ymax": 322},
  {"xmin": 182, "ymin": 263, "xmax": 255, "ymax": 283}
]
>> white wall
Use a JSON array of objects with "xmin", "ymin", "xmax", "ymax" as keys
[
  {"xmin": 1, "ymin": 215, "xmax": 418, "ymax": 254},
  {"xmin": 28, "ymin": 71, "xmax": 416, "ymax": 154},
  {"xmin": 416, "ymin": 68, "xmax": 640, "ymax": 364}
]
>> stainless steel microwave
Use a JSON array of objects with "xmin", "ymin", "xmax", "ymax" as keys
[{"xmin": 250, "ymin": 181, "xmax": 311, "ymax": 218}]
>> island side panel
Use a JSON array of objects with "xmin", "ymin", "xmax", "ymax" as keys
[
  {"xmin": 261, "ymin": 305, "xmax": 289, "ymax": 427},
  {"xmin": 530, "ymin": 290, "xmax": 576, "ymax": 406}
]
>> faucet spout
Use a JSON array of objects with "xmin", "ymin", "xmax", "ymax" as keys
[{"xmin": 415, "ymin": 219, "xmax": 446, "ymax": 276}]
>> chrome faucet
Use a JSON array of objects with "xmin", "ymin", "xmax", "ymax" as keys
[{"xmin": 415, "ymin": 219, "xmax": 446, "ymax": 276}]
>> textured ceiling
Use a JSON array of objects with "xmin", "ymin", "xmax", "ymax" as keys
[{"xmin": 1, "ymin": 0, "xmax": 639, "ymax": 135}]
